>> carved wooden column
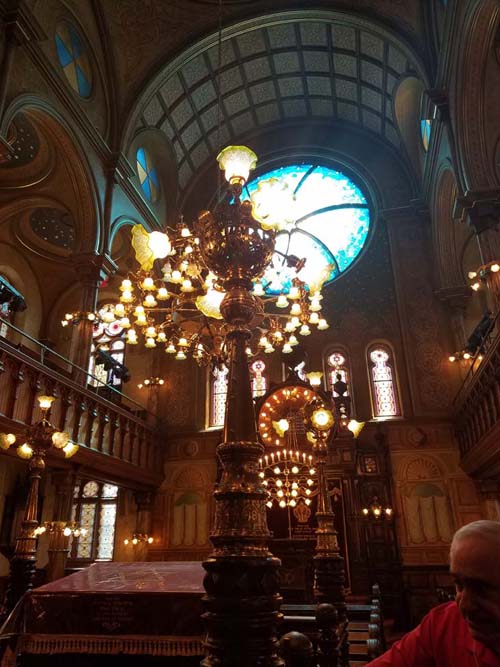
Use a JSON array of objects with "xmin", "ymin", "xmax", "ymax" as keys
[
  {"xmin": 68, "ymin": 255, "xmax": 114, "ymax": 385},
  {"xmin": 45, "ymin": 470, "xmax": 76, "ymax": 583}
]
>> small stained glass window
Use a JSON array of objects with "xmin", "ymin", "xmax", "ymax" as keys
[
  {"xmin": 88, "ymin": 305, "xmax": 126, "ymax": 389},
  {"xmin": 55, "ymin": 22, "xmax": 92, "ymax": 98},
  {"xmin": 251, "ymin": 360, "xmax": 267, "ymax": 398},
  {"xmin": 327, "ymin": 351, "xmax": 351, "ymax": 397},
  {"xmin": 210, "ymin": 365, "xmax": 228, "ymax": 427},
  {"xmin": 70, "ymin": 479, "xmax": 119, "ymax": 562},
  {"xmin": 368, "ymin": 345, "xmax": 401, "ymax": 418},
  {"xmin": 243, "ymin": 164, "xmax": 370, "ymax": 294},
  {"xmin": 421, "ymin": 119, "xmax": 432, "ymax": 152},
  {"xmin": 136, "ymin": 148, "xmax": 160, "ymax": 203}
]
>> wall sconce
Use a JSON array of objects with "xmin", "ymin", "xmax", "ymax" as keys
[
  {"xmin": 137, "ymin": 377, "xmax": 165, "ymax": 389},
  {"xmin": 468, "ymin": 261, "xmax": 500, "ymax": 291},
  {"xmin": 347, "ymin": 419, "xmax": 365, "ymax": 438},
  {"xmin": 123, "ymin": 533, "xmax": 154, "ymax": 545},
  {"xmin": 34, "ymin": 520, "xmax": 87, "ymax": 538},
  {"xmin": 61, "ymin": 310, "xmax": 98, "ymax": 327},
  {"xmin": 362, "ymin": 496, "xmax": 393, "ymax": 519}
]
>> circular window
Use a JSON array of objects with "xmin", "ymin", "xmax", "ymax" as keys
[
  {"xmin": 55, "ymin": 22, "xmax": 92, "ymax": 98},
  {"xmin": 243, "ymin": 164, "xmax": 370, "ymax": 294},
  {"xmin": 136, "ymin": 148, "xmax": 160, "ymax": 203}
]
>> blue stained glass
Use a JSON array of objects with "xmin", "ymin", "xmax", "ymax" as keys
[
  {"xmin": 55, "ymin": 34, "xmax": 73, "ymax": 67},
  {"xmin": 55, "ymin": 22, "xmax": 92, "ymax": 98},
  {"xmin": 421, "ymin": 119, "xmax": 432, "ymax": 151},
  {"xmin": 76, "ymin": 65, "xmax": 91, "ymax": 98},
  {"xmin": 243, "ymin": 164, "xmax": 370, "ymax": 293},
  {"xmin": 136, "ymin": 147, "xmax": 160, "ymax": 204}
]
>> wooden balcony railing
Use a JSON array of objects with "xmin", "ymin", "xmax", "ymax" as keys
[
  {"xmin": 0, "ymin": 334, "xmax": 164, "ymax": 488},
  {"xmin": 453, "ymin": 322, "xmax": 500, "ymax": 478}
]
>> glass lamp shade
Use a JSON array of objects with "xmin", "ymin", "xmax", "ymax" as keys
[
  {"xmin": 306, "ymin": 372, "xmax": 323, "ymax": 388},
  {"xmin": 195, "ymin": 289, "xmax": 225, "ymax": 319},
  {"xmin": 311, "ymin": 407, "xmax": 334, "ymax": 431},
  {"xmin": 216, "ymin": 145, "xmax": 257, "ymax": 185},
  {"xmin": 0, "ymin": 432, "xmax": 16, "ymax": 450},
  {"xmin": 38, "ymin": 395, "xmax": 55, "ymax": 410},
  {"xmin": 17, "ymin": 443, "xmax": 34, "ymax": 459},
  {"xmin": 250, "ymin": 177, "xmax": 296, "ymax": 231},
  {"xmin": 148, "ymin": 231, "xmax": 171, "ymax": 259},
  {"xmin": 347, "ymin": 419, "xmax": 365, "ymax": 438},
  {"xmin": 62, "ymin": 442, "xmax": 79, "ymax": 458},
  {"xmin": 52, "ymin": 431, "xmax": 70, "ymax": 449}
]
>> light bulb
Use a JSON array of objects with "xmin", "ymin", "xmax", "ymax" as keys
[
  {"xmin": 157, "ymin": 287, "xmax": 169, "ymax": 300},
  {"xmin": 299, "ymin": 324, "xmax": 311, "ymax": 336},
  {"xmin": 38, "ymin": 395, "xmax": 55, "ymax": 410},
  {"xmin": 124, "ymin": 539, "xmax": 129, "ymax": 545},
  {"xmin": 288, "ymin": 286, "xmax": 300, "ymax": 299},
  {"xmin": 290, "ymin": 303, "xmax": 301, "ymax": 316},
  {"xmin": 317, "ymin": 318, "xmax": 329, "ymax": 330},
  {"xmin": 291, "ymin": 466, "xmax": 299, "ymax": 474},
  {"xmin": 491, "ymin": 263, "xmax": 500, "ymax": 273},
  {"xmin": 282, "ymin": 342, "xmax": 293, "ymax": 354},
  {"xmin": 309, "ymin": 312, "xmax": 319, "ymax": 324},
  {"xmin": 132, "ymin": 538, "xmax": 138, "ymax": 545},
  {"xmin": 289, "ymin": 499, "xmax": 297, "ymax": 507},
  {"xmin": 266, "ymin": 501, "xmax": 273, "ymax": 509},
  {"xmin": 120, "ymin": 279, "xmax": 132, "ymax": 291},
  {"xmin": 166, "ymin": 343, "xmax": 176, "ymax": 354},
  {"xmin": 63, "ymin": 527, "xmax": 72, "ymax": 537},
  {"xmin": 274, "ymin": 467, "xmax": 281, "ymax": 475},
  {"xmin": 144, "ymin": 294, "xmax": 157, "ymax": 307},
  {"xmin": 305, "ymin": 498, "xmax": 311, "ymax": 506},
  {"xmin": 120, "ymin": 290, "xmax": 133, "ymax": 303},
  {"xmin": 148, "ymin": 536, "xmax": 154, "ymax": 544},
  {"xmin": 145, "ymin": 337, "xmax": 156, "ymax": 348},
  {"xmin": 279, "ymin": 500, "xmax": 286, "ymax": 508},
  {"xmin": 289, "ymin": 334, "xmax": 299, "ymax": 346}
]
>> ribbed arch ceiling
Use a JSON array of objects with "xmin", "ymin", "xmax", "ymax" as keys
[{"xmin": 132, "ymin": 11, "xmax": 427, "ymax": 190}]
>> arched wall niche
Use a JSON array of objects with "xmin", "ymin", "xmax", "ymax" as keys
[
  {"xmin": 393, "ymin": 76, "xmax": 425, "ymax": 182},
  {"xmin": 0, "ymin": 98, "xmax": 102, "ymax": 254},
  {"xmin": 127, "ymin": 129, "xmax": 178, "ymax": 227},
  {"xmin": 431, "ymin": 164, "xmax": 470, "ymax": 289},
  {"xmin": 452, "ymin": 0, "xmax": 500, "ymax": 192}
]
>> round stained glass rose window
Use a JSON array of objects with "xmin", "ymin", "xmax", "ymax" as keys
[{"xmin": 243, "ymin": 164, "xmax": 370, "ymax": 294}]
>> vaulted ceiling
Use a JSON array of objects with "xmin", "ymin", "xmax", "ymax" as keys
[{"xmin": 126, "ymin": 11, "xmax": 427, "ymax": 191}]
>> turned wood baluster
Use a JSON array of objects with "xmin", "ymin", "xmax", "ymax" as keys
[{"xmin": 6, "ymin": 360, "xmax": 23, "ymax": 419}]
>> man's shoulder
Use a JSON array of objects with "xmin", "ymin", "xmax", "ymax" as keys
[{"xmin": 424, "ymin": 601, "xmax": 461, "ymax": 625}]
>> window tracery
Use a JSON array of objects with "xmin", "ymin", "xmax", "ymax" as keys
[
  {"xmin": 209, "ymin": 364, "xmax": 228, "ymax": 427},
  {"xmin": 70, "ymin": 480, "xmax": 118, "ymax": 561},
  {"xmin": 88, "ymin": 305, "xmax": 126, "ymax": 389},
  {"xmin": 368, "ymin": 344, "xmax": 401, "ymax": 418}
]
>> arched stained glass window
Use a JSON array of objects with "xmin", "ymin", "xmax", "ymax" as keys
[
  {"xmin": 136, "ymin": 148, "xmax": 160, "ymax": 203},
  {"xmin": 326, "ymin": 351, "xmax": 351, "ymax": 397},
  {"xmin": 421, "ymin": 119, "xmax": 432, "ymax": 152},
  {"xmin": 55, "ymin": 22, "xmax": 92, "ymax": 98},
  {"xmin": 368, "ymin": 345, "xmax": 401, "ymax": 418},
  {"xmin": 243, "ymin": 164, "xmax": 370, "ymax": 294},
  {"xmin": 251, "ymin": 359, "xmax": 267, "ymax": 398},
  {"xmin": 88, "ymin": 305, "xmax": 126, "ymax": 388},
  {"xmin": 209, "ymin": 364, "xmax": 228, "ymax": 427}
]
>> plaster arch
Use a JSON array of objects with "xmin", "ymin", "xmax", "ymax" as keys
[
  {"xmin": 1, "ymin": 97, "xmax": 102, "ymax": 254},
  {"xmin": 0, "ymin": 242, "xmax": 43, "ymax": 344},
  {"xmin": 452, "ymin": 0, "xmax": 500, "ymax": 192},
  {"xmin": 431, "ymin": 163, "xmax": 469, "ymax": 289}
]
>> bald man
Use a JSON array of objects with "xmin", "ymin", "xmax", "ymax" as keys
[{"xmin": 366, "ymin": 520, "xmax": 500, "ymax": 666}]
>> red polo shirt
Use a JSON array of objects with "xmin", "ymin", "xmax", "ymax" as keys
[{"xmin": 367, "ymin": 602, "xmax": 500, "ymax": 667}]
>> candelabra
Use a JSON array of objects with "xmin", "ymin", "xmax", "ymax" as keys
[
  {"xmin": 0, "ymin": 396, "xmax": 79, "ymax": 622},
  {"xmin": 34, "ymin": 520, "xmax": 87, "ymax": 538}
]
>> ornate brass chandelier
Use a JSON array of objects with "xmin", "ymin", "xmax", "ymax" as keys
[{"xmin": 101, "ymin": 146, "xmax": 330, "ymax": 365}]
